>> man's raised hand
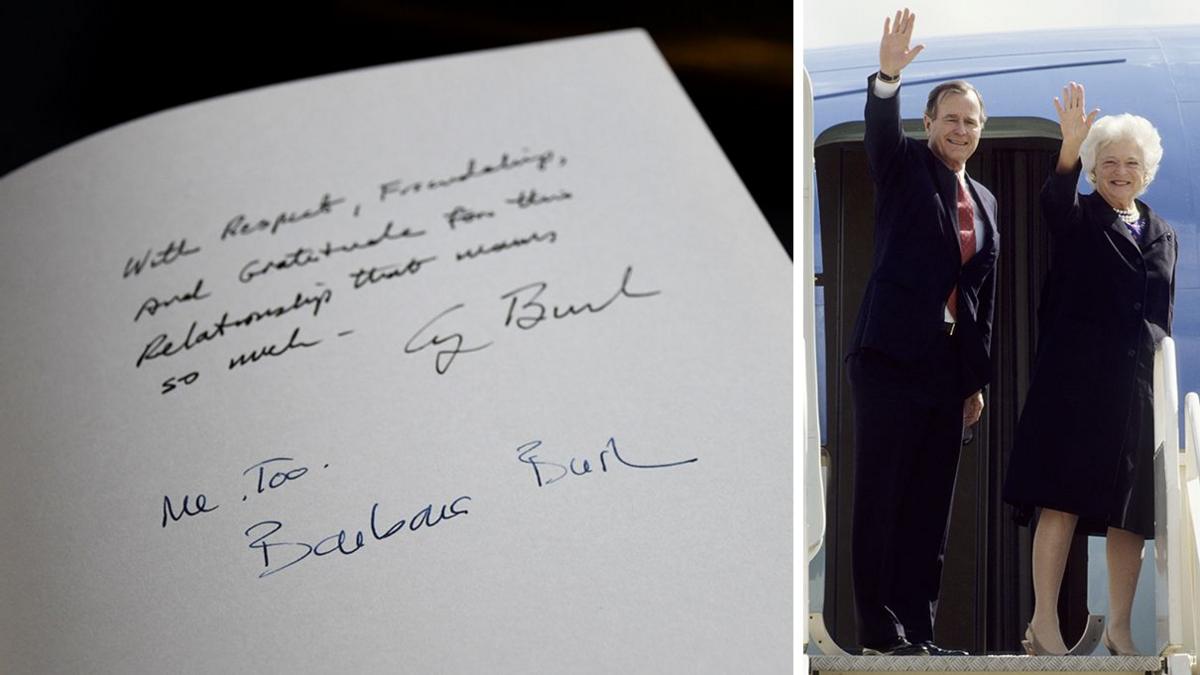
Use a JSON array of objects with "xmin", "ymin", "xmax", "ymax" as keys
[{"xmin": 880, "ymin": 8, "xmax": 925, "ymax": 78}]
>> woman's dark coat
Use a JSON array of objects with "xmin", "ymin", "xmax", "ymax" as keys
[{"xmin": 1003, "ymin": 162, "xmax": 1177, "ymax": 532}]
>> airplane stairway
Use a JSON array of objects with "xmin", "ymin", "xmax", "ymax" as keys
[
  {"xmin": 803, "ymin": 338, "xmax": 1200, "ymax": 675},
  {"xmin": 808, "ymin": 653, "xmax": 1164, "ymax": 675}
]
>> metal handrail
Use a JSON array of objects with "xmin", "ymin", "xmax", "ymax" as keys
[
  {"xmin": 1153, "ymin": 337, "xmax": 1200, "ymax": 663},
  {"xmin": 800, "ymin": 65, "xmax": 820, "ymax": 657},
  {"xmin": 803, "ymin": 66, "xmax": 826, "ymax": 569},
  {"xmin": 1181, "ymin": 391, "xmax": 1200, "ymax": 659}
]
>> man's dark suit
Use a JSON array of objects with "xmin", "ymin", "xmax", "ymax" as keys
[{"xmin": 848, "ymin": 74, "xmax": 998, "ymax": 648}]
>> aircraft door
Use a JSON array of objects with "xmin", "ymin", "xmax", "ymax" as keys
[{"xmin": 809, "ymin": 125, "xmax": 1076, "ymax": 654}]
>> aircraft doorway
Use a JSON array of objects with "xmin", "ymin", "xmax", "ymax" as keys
[{"xmin": 812, "ymin": 121, "xmax": 1075, "ymax": 653}]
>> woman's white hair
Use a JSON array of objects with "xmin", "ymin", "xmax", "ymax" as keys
[{"xmin": 1080, "ymin": 113, "xmax": 1163, "ymax": 195}]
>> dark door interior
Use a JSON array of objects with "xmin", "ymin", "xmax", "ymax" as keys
[{"xmin": 812, "ymin": 127, "xmax": 1092, "ymax": 653}]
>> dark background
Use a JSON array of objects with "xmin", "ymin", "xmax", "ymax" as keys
[{"xmin": 0, "ymin": 1, "xmax": 793, "ymax": 255}]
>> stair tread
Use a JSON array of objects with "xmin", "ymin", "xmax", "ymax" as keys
[{"xmin": 810, "ymin": 654, "xmax": 1163, "ymax": 672}]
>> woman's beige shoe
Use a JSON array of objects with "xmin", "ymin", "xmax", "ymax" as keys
[
  {"xmin": 1022, "ymin": 624, "xmax": 1068, "ymax": 657},
  {"xmin": 1102, "ymin": 629, "xmax": 1138, "ymax": 656}
]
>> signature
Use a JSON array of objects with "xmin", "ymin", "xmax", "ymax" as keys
[
  {"xmin": 516, "ymin": 437, "xmax": 697, "ymax": 488},
  {"xmin": 245, "ymin": 496, "xmax": 471, "ymax": 578},
  {"xmin": 501, "ymin": 265, "xmax": 659, "ymax": 331},
  {"xmin": 404, "ymin": 265, "xmax": 660, "ymax": 374},
  {"xmin": 403, "ymin": 304, "xmax": 493, "ymax": 374}
]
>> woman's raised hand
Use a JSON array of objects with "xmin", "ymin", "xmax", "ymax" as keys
[{"xmin": 1053, "ymin": 82, "xmax": 1099, "ymax": 146}]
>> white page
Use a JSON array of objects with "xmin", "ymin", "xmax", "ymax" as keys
[{"xmin": 0, "ymin": 30, "xmax": 791, "ymax": 674}]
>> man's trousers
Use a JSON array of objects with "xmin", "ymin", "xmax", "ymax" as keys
[{"xmin": 846, "ymin": 332, "xmax": 966, "ymax": 648}]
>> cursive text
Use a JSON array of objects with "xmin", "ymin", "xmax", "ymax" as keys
[
  {"xmin": 501, "ymin": 265, "xmax": 660, "ymax": 330},
  {"xmin": 222, "ymin": 193, "xmax": 347, "ymax": 241},
  {"xmin": 134, "ymin": 278, "xmax": 211, "ymax": 322},
  {"xmin": 516, "ymin": 437, "xmax": 698, "ymax": 488},
  {"xmin": 124, "ymin": 238, "xmax": 202, "ymax": 279},
  {"xmin": 245, "ymin": 495, "xmax": 472, "ymax": 577},
  {"xmin": 238, "ymin": 221, "xmax": 425, "ymax": 283},
  {"xmin": 404, "ymin": 304, "xmax": 492, "ymax": 375}
]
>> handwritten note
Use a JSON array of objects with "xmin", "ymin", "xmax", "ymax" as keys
[{"xmin": 0, "ymin": 31, "xmax": 791, "ymax": 673}]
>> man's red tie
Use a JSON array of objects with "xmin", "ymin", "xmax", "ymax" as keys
[{"xmin": 946, "ymin": 177, "xmax": 977, "ymax": 322}]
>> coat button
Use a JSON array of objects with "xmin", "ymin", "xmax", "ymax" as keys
[
  {"xmin": 1128, "ymin": 349, "xmax": 1136, "ymax": 357},
  {"xmin": 1134, "ymin": 302, "xmax": 1142, "ymax": 310}
]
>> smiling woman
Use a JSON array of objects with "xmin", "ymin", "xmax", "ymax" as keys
[
  {"xmin": 1080, "ymin": 113, "xmax": 1165, "ymax": 213},
  {"xmin": 1093, "ymin": 140, "xmax": 1146, "ymax": 209},
  {"xmin": 1003, "ymin": 83, "xmax": 1176, "ymax": 657}
]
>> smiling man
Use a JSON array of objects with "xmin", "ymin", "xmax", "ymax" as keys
[{"xmin": 845, "ymin": 8, "xmax": 999, "ymax": 657}]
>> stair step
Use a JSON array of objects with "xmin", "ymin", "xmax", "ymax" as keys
[{"xmin": 810, "ymin": 654, "xmax": 1164, "ymax": 673}]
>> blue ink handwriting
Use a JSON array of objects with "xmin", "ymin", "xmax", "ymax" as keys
[
  {"xmin": 245, "ymin": 496, "xmax": 472, "ymax": 577},
  {"xmin": 516, "ymin": 437, "xmax": 697, "ymax": 488}
]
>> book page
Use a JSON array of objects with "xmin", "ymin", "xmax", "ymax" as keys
[{"xmin": 0, "ymin": 30, "xmax": 791, "ymax": 673}]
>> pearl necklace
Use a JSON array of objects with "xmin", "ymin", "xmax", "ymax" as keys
[{"xmin": 1114, "ymin": 206, "xmax": 1139, "ymax": 225}]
